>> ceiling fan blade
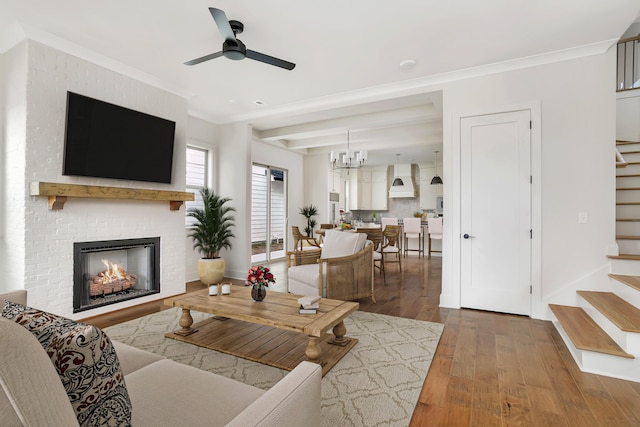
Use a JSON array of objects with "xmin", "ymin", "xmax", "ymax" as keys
[
  {"xmin": 209, "ymin": 7, "xmax": 236, "ymax": 42},
  {"xmin": 246, "ymin": 50, "xmax": 296, "ymax": 70},
  {"xmin": 184, "ymin": 51, "xmax": 224, "ymax": 66}
]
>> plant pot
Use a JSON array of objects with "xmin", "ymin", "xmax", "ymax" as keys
[{"xmin": 197, "ymin": 258, "xmax": 225, "ymax": 286}]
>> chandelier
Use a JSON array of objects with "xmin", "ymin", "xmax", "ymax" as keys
[{"xmin": 330, "ymin": 130, "xmax": 367, "ymax": 171}]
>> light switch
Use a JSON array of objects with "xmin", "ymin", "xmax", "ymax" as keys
[{"xmin": 578, "ymin": 212, "xmax": 588, "ymax": 224}]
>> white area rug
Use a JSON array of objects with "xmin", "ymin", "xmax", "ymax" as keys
[{"xmin": 105, "ymin": 308, "xmax": 444, "ymax": 426}]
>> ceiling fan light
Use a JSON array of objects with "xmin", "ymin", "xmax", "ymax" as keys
[
  {"xmin": 430, "ymin": 176, "xmax": 443, "ymax": 185},
  {"xmin": 392, "ymin": 177, "xmax": 404, "ymax": 186}
]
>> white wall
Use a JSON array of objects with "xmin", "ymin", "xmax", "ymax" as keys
[
  {"xmin": 1, "ymin": 40, "xmax": 189, "ymax": 318},
  {"xmin": 442, "ymin": 48, "xmax": 616, "ymax": 319},
  {"xmin": 0, "ymin": 42, "xmax": 27, "ymax": 290},
  {"xmin": 617, "ymin": 90, "xmax": 640, "ymax": 141},
  {"xmin": 303, "ymin": 153, "xmax": 330, "ymax": 231},
  {"xmin": 184, "ymin": 116, "xmax": 218, "ymax": 282},
  {"xmin": 217, "ymin": 122, "xmax": 252, "ymax": 280}
]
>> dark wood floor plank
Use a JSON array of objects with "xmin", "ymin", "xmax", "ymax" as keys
[
  {"xmin": 439, "ymin": 376, "xmax": 473, "ymax": 426},
  {"xmin": 598, "ymin": 376, "xmax": 640, "ymax": 426},
  {"xmin": 470, "ymin": 379, "xmax": 503, "ymax": 426}
]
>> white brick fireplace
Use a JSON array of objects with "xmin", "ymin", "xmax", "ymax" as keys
[{"xmin": 1, "ymin": 40, "xmax": 189, "ymax": 319}]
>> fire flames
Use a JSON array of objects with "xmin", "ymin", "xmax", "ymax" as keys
[
  {"xmin": 89, "ymin": 259, "xmax": 137, "ymax": 297},
  {"xmin": 97, "ymin": 259, "xmax": 127, "ymax": 283}
]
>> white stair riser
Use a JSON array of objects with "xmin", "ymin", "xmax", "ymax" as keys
[
  {"xmin": 553, "ymin": 321, "xmax": 640, "ymax": 383},
  {"xmin": 577, "ymin": 296, "xmax": 640, "ymax": 354},
  {"xmin": 615, "ymin": 222, "xmax": 640, "ymax": 235},
  {"xmin": 617, "ymin": 240, "xmax": 640, "ymax": 253},
  {"xmin": 609, "ymin": 258, "xmax": 640, "ymax": 275},
  {"xmin": 616, "ymin": 180, "xmax": 640, "ymax": 189},
  {"xmin": 616, "ymin": 205, "xmax": 640, "ymax": 217},
  {"xmin": 609, "ymin": 277, "xmax": 640, "ymax": 309},
  {"xmin": 617, "ymin": 190, "xmax": 640, "ymax": 202}
]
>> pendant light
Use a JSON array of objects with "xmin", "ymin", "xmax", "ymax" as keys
[
  {"xmin": 431, "ymin": 150, "xmax": 443, "ymax": 185},
  {"xmin": 392, "ymin": 154, "xmax": 404, "ymax": 186}
]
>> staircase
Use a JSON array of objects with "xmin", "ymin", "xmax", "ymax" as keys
[{"xmin": 549, "ymin": 140, "xmax": 640, "ymax": 382}]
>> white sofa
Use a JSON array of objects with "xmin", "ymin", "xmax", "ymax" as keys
[
  {"xmin": 0, "ymin": 290, "xmax": 322, "ymax": 427},
  {"xmin": 287, "ymin": 230, "xmax": 375, "ymax": 302}
]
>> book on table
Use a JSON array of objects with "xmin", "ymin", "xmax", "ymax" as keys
[{"xmin": 298, "ymin": 295, "xmax": 320, "ymax": 314}]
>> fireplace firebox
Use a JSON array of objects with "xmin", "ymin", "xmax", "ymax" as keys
[{"xmin": 73, "ymin": 237, "xmax": 160, "ymax": 313}]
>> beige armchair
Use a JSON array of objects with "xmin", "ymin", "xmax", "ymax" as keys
[{"xmin": 287, "ymin": 230, "xmax": 376, "ymax": 303}]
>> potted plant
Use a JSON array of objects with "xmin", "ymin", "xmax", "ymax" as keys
[
  {"xmin": 299, "ymin": 204, "xmax": 318, "ymax": 237},
  {"xmin": 188, "ymin": 188, "xmax": 236, "ymax": 286}
]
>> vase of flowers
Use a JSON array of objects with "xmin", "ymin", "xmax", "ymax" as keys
[{"xmin": 245, "ymin": 265, "xmax": 276, "ymax": 302}]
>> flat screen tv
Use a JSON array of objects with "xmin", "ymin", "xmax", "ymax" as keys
[{"xmin": 63, "ymin": 92, "xmax": 176, "ymax": 184}]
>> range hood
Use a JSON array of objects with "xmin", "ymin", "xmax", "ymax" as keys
[{"xmin": 388, "ymin": 163, "xmax": 416, "ymax": 198}]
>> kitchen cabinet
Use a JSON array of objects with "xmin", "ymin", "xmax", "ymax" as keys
[
  {"xmin": 346, "ymin": 166, "xmax": 388, "ymax": 210},
  {"xmin": 370, "ymin": 167, "xmax": 388, "ymax": 210},
  {"xmin": 348, "ymin": 171, "xmax": 359, "ymax": 211}
]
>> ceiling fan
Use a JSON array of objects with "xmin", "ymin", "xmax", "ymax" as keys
[{"xmin": 184, "ymin": 7, "xmax": 296, "ymax": 70}]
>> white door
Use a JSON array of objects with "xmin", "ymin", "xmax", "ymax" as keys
[{"xmin": 460, "ymin": 110, "xmax": 531, "ymax": 315}]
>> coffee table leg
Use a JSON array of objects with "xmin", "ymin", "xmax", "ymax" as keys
[
  {"xmin": 174, "ymin": 308, "xmax": 197, "ymax": 336},
  {"xmin": 305, "ymin": 336, "xmax": 322, "ymax": 362},
  {"xmin": 330, "ymin": 320, "xmax": 350, "ymax": 347}
]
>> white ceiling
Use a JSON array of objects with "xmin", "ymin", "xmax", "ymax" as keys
[{"xmin": 1, "ymin": 0, "xmax": 639, "ymax": 165}]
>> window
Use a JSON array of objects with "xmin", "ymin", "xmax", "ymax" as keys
[{"xmin": 185, "ymin": 146, "xmax": 208, "ymax": 227}]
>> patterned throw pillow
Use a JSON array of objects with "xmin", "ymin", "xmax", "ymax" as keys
[{"xmin": 1, "ymin": 300, "xmax": 132, "ymax": 427}]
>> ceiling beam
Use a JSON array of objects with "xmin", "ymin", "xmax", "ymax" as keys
[{"xmin": 255, "ymin": 104, "xmax": 439, "ymax": 141}]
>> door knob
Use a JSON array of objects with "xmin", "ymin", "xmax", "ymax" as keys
[{"xmin": 463, "ymin": 233, "xmax": 474, "ymax": 239}]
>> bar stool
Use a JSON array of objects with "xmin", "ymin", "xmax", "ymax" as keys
[
  {"xmin": 403, "ymin": 217, "xmax": 424, "ymax": 257},
  {"xmin": 427, "ymin": 217, "xmax": 443, "ymax": 258}
]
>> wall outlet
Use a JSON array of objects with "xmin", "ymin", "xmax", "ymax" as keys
[{"xmin": 578, "ymin": 212, "xmax": 588, "ymax": 224}]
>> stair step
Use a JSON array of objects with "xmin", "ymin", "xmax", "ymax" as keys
[
  {"xmin": 617, "ymin": 163, "xmax": 628, "ymax": 168},
  {"xmin": 549, "ymin": 304, "xmax": 634, "ymax": 358},
  {"xmin": 608, "ymin": 254, "xmax": 640, "ymax": 260},
  {"xmin": 625, "ymin": 162, "xmax": 640, "ymax": 165},
  {"xmin": 616, "ymin": 218, "xmax": 640, "ymax": 222},
  {"xmin": 616, "ymin": 202, "xmax": 640, "ymax": 205},
  {"xmin": 617, "ymin": 140, "xmax": 640, "ymax": 145},
  {"xmin": 577, "ymin": 291, "xmax": 640, "ymax": 333},
  {"xmin": 617, "ymin": 174, "xmax": 640, "ymax": 178},
  {"xmin": 617, "ymin": 187, "xmax": 640, "ymax": 190},
  {"xmin": 609, "ymin": 274, "xmax": 640, "ymax": 292},
  {"xmin": 617, "ymin": 235, "xmax": 640, "ymax": 240},
  {"xmin": 619, "ymin": 150, "xmax": 640, "ymax": 154}
]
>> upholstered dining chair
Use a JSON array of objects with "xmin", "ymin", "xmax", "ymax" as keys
[
  {"xmin": 291, "ymin": 226, "xmax": 320, "ymax": 251},
  {"xmin": 380, "ymin": 217, "xmax": 399, "ymax": 248},
  {"xmin": 382, "ymin": 225, "xmax": 402, "ymax": 271},
  {"xmin": 426, "ymin": 217, "xmax": 443, "ymax": 258},
  {"xmin": 403, "ymin": 217, "xmax": 424, "ymax": 258},
  {"xmin": 357, "ymin": 227, "xmax": 385, "ymax": 282},
  {"xmin": 380, "ymin": 217, "xmax": 398, "ymax": 228},
  {"xmin": 317, "ymin": 223, "xmax": 336, "ymax": 245}
]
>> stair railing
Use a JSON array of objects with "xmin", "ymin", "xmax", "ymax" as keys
[{"xmin": 617, "ymin": 35, "xmax": 640, "ymax": 92}]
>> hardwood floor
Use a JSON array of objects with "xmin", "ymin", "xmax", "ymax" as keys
[{"xmin": 82, "ymin": 256, "xmax": 640, "ymax": 426}]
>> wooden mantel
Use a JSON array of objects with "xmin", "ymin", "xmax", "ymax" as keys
[{"xmin": 30, "ymin": 182, "xmax": 195, "ymax": 211}]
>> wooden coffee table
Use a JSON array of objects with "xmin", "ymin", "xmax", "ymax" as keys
[{"xmin": 164, "ymin": 286, "xmax": 359, "ymax": 376}]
